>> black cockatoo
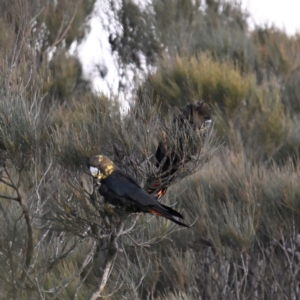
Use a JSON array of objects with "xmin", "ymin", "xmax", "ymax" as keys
[{"xmin": 89, "ymin": 155, "xmax": 188, "ymax": 227}]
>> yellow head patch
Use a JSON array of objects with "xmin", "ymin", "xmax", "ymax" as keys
[{"xmin": 93, "ymin": 155, "xmax": 116, "ymax": 179}]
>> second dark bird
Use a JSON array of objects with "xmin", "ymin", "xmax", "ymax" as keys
[{"xmin": 88, "ymin": 155, "xmax": 189, "ymax": 227}]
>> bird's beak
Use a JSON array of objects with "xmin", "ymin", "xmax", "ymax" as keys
[
  {"xmin": 204, "ymin": 119, "xmax": 212, "ymax": 128},
  {"xmin": 89, "ymin": 166, "xmax": 103, "ymax": 180}
]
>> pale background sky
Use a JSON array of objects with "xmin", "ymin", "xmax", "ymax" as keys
[
  {"xmin": 242, "ymin": 0, "xmax": 300, "ymax": 35},
  {"xmin": 77, "ymin": 0, "xmax": 300, "ymax": 104}
]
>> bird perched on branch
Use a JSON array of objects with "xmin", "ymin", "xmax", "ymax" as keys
[
  {"xmin": 88, "ymin": 155, "xmax": 189, "ymax": 227},
  {"xmin": 146, "ymin": 101, "xmax": 212, "ymax": 199}
]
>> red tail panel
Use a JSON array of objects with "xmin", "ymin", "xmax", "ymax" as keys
[{"xmin": 149, "ymin": 209, "xmax": 164, "ymax": 217}]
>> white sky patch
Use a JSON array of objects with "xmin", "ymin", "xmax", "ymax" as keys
[{"xmin": 241, "ymin": 0, "xmax": 300, "ymax": 35}]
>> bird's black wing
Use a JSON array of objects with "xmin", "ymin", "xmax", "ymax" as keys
[
  {"xmin": 104, "ymin": 170, "xmax": 188, "ymax": 227},
  {"xmin": 104, "ymin": 170, "xmax": 159, "ymax": 206}
]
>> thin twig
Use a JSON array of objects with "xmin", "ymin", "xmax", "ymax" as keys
[
  {"xmin": 50, "ymin": 0, "xmax": 80, "ymax": 48},
  {"xmin": 73, "ymin": 261, "xmax": 95, "ymax": 300},
  {"xmin": 50, "ymin": 240, "xmax": 97, "ymax": 300},
  {"xmin": 47, "ymin": 237, "xmax": 83, "ymax": 272}
]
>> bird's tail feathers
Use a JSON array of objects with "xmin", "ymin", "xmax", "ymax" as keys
[
  {"xmin": 160, "ymin": 204, "xmax": 184, "ymax": 219},
  {"xmin": 149, "ymin": 205, "xmax": 189, "ymax": 228}
]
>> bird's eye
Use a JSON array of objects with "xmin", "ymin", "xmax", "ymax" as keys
[{"xmin": 89, "ymin": 166, "xmax": 99, "ymax": 177}]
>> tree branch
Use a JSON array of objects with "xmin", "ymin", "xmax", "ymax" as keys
[
  {"xmin": 2, "ymin": 167, "xmax": 34, "ymax": 286},
  {"xmin": 18, "ymin": 200, "xmax": 34, "ymax": 284},
  {"xmin": 0, "ymin": 178, "xmax": 17, "ymax": 189},
  {"xmin": 0, "ymin": 193, "xmax": 19, "ymax": 201},
  {"xmin": 88, "ymin": 221, "xmax": 125, "ymax": 300}
]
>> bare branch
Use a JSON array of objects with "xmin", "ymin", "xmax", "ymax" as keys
[
  {"xmin": 0, "ymin": 178, "xmax": 17, "ymax": 189},
  {"xmin": 88, "ymin": 222, "xmax": 125, "ymax": 300},
  {"xmin": 0, "ymin": 193, "xmax": 19, "ymax": 201},
  {"xmin": 18, "ymin": 201, "xmax": 34, "ymax": 285}
]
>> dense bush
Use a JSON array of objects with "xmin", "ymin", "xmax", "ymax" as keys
[{"xmin": 148, "ymin": 54, "xmax": 289, "ymax": 162}]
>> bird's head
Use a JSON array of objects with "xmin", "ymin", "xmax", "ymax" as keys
[{"xmin": 88, "ymin": 155, "xmax": 117, "ymax": 180}]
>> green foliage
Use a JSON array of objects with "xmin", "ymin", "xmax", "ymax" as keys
[
  {"xmin": 42, "ymin": 0, "xmax": 95, "ymax": 48},
  {"xmin": 149, "ymin": 54, "xmax": 252, "ymax": 113},
  {"xmin": 45, "ymin": 51, "xmax": 87, "ymax": 104},
  {"xmin": 108, "ymin": 0, "xmax": 163, "ymax": 66},
  {"xmin": 252, "ymin": 27, "xmax": 300, "ymax": 78},
  {"xmin": 152, "ymin": 0, "xmax": 253, "ymax": 65},
  {"xmin": 149, "ymin": 53, "xmax": 289, "ymax": 161},
  {"xmin": 155, "ymin": 152, "xmax": 300, "ymax": 298},
  {"xmin": 1, "ymin": 0, "xmax": 300, "ymax": 299}
]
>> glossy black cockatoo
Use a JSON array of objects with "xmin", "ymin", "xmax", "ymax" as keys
[{"xmin": 89, "ymin": 155, "xmax": 188, "ymax": 227}]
